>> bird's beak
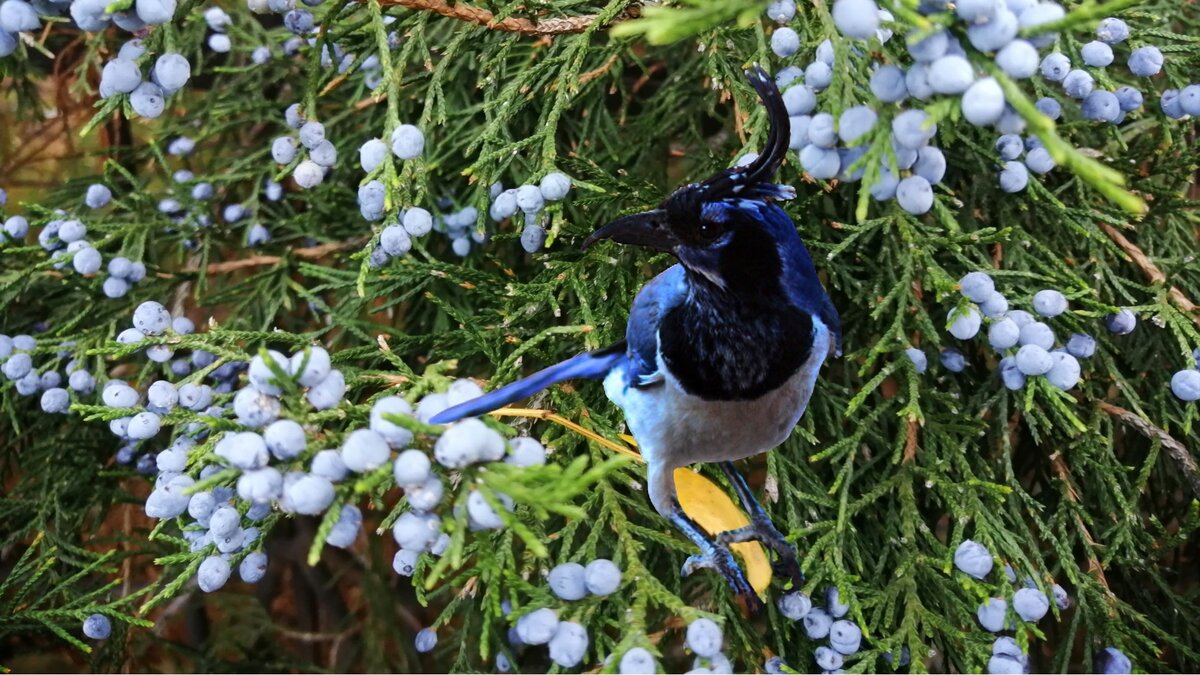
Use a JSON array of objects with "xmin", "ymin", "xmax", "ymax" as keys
[{"xmin": 581, "ymin": 209, "xmax": 680, "ymax": 252}]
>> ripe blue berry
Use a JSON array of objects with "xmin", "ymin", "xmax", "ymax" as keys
[
  {"xmin": 907, "ymin": 30, "xmax": 948, "ymax": 62},
  {"xmin": 239, "ymin": 551, "xmax": 268, "ymax": 583},
  {"xmin": 311, "ymin": 449, "xmax": 349, "ymax": 482},
  {"xmin": 1065, "ymin": 333, "xmax": 1096, "ymax": 359},
  {"xmin": 905, "ymin": 347, "xmax": 928, "ymax": 373},
  {"xmin": 1032, "ymin": 289, "xmax": 1068, "ymax": 317},
  {"xmin": 1105, "ymin": 308, "xmax": 1136, "ymax": 334},
  {"xmin": 293, "ymin": 160, "xmax": 325, "ymax": 189},
  {"xmin": 358, "ymin": 180, "xmax": 385, "ymax": 221},
  {"xmin": 995, "ymin": 40, "xmax": 1038, "ymax": 79},
  {"xmin": 977, "ymin": 597, "xmax": 1009, "ymax": 632},
  {"xmin": 306, "ymin": 369, "xmax": 345, "ymax": 410},
  {"xmin": 1015, "ymin": 344, "xmax": 1053, "ymax": 375},
  {"xmin": 583, "ymin": 558, "xmax": 621, "ymax": 595},
  {"xmin": 393, "ymin": 449, "xmax": 431, "ymax": 486},
  {"xmin": 686, "ymin": 618, "xmax": 723, "ymax": 658},
  {"xmin": 800, "ymin": 145, "xmax": 839, "ymax": 180},
  {"xmin": 1095, "ymin": 647, "xmax": 1132, "ymax": 674},
  {"xmin": 264, "ymin": 419, "xmax": 306, "ymax": 459},
  {"xmin": 1000, "ymin": 356, "xmax": 1026, "ymax": 390},
  {"xmin": 325, "ymin": 504, "xmax": 362, "ymax": 548},
  {"xmin": 548, "ymin": 562, "xmax": 587, "ymax": 601},
  {"xmin": 129, "ymin": 82, "xmax": 165, "ymax": 119},
  {"xmin": 829, "ymin": 620, "xmax": 862, "ymax": 655},
  {"xmin": 770, "ymin": 26, "xmax": 800, "ymax": 57},
  {"xmin": 271, "ymin": 136, "xmax": 297, "ymax": 164},
  {"xmin": 414, "ymin": 627, "xmax": 438, "ymax": 653},
  {"xmin": 216, "ymin": 431, "xmax": 270, "ymax": 469},
  {"xmin": 1081, "ymin": 40, "xmax": 1114, "ymax": 68},
  {"xmin": 870, "ymin": 64, "xmax": 907, "ymax": 103},
  {"xmin": 1096, "ymin": 17, "xmax": 1129, "ymax": 44},
  {"xmin": 1039, "ymin": 52, "xmax": 1070, "ymax": 81},
  {"xmin": 238, "ymin": 467, "xmax": 284, "ymax": 503},
  {"xmin": 1025, "ymin": 147, "xmax": 1056, "ymax": 174},
  {"xmin": 133, "ymin": 301, "xmax": 171, "ymax": 336},
  {"xmin": 960, "ymin": 272, "xmax": 995, "ymax": 301},
  {"xmin": 82, "ymin": 613, "xmax": 111, "ymax": 640},
  {"xmin": 40, "ymin": 387, "xmax": 69, "ymax": 413},
  {"xmin": 996, "ymin": 133, "xmax": 1023, "ymax": 159},
  {"xmin": 804, "ymin": 61, "xmax": 832, "ymax": 91},
  {"xmin": 966, "ymin": 9, "xmax": 1017, "ymax": 52},
  {"xmin": 940, "ymin": 348, "xmax": 966, "ymax": 372},
  {"xmin": 929, "ymin": 55, "xmax": 974, "ymax": 94},
  {"xmin": 152, "ymin": 53, "xmax": 190, "ymax": 93},
  {"xmin": 1035, "ymin": 96, "xmax": 1062, "ymax": 119},
  {"xmin": 620, "ymin": 648, "xmax": 657, "ymax": 675},
  {"xmin": 837, "ymin": 106, "xmax": 877, "ymax": 145},
  {"xmin": 896, "ymin": 175, "xmax": 933, "ymax": 214},
  {"xmin": 197, "ymin": 555, "xmax": 230, "ymax": 592},
  {"xmin": 803, "ymin": 608, "xmax": 832, "ymax": 639},
  {"xmin": 147, "ymin": 380, "xmax": 178, "ymax": 412},
  {"xmin": 370, "ymin": 396, "xmax": 416, "ymax": 448},
  {"xmin": 391, "ymin": 124, "xmax": 424, "ymax": 160},
  {"xmin": 782, "ymin": 84, "xmax": 816, "ymax": 116},
  {"xmin": 766, "ymin": 0, "xmax": 795, "ymax": 22},
  {"xmin": 516, "ymin": 608, "xmax": 558, "ymax": 646},
  {"xmin": 341, "ymin": 428, "xmax": 390, "ymax": 472},
  {"xmin": 956, "ymin": 0, "xmax": 997, "ymax": 22},
  {"xmin": 1082, "ymin": 90, "xmax": 1121, "ymax": 122},
  {"xmin": 1012, "ymin": 587, "xmax": 1049, "ymax": 621},
  {"xmin": 777, "ymin": 590, "xmax": 812, "ymax": 620},
  {"xmin": 1018, "ymin": 2, "xmax": 1064, "ymax": 47},
  {"xmin": 815, "ymin": 646, "xmax": 844, "ymax": 671},
  {"xmin": 954, "ymin": 539, "xmax": 993, "ymax": 578},
  {"xmin": 913, "ymin": 146, "xmax": 946, "ymax": 184},
  {"xmin": 831, "ymin": 0, "xmax": 879, "ymax": 40},
  {"xmin": 1127, "ymin": 46, "xmax": 1163, "ymax": 77},
  {"xmin": 283, "ymin": 473, "xmax": 334, "ymax": 514},
  {"xmin": 1178, "ymin": 85, "xmax": 1200, "ymax": 116},
  {"xmin": 99, "ymin": 59, "xmax": 142, "ymax": 98},
  {"xmin": 892, "ymin": 110, "xmax": 936, "ymax": 149},
  {"xmin": 1170, "ymin": 369, "xmax": 1200, "ymax": 401},
  {"xmin": 999, "ymin": 161, "xmax": 1028, "ymax": 193}
]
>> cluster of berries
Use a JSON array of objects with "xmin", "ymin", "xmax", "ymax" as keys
[
  {"xmin": 774, "ymin": 584, "xmax": 866, "ymax": 672},
  {"xmin": 906, "ymin": 271, "xmax": 1137, "ymax": 392},
  {"xmin": 0, "ymin": 333, "xmax": 84, "ymax": 406},
  {"xmin": 950, "ymin": 539, "xmax": 1126, "ymax": 673},
  {"xmin": 96, "ymin": 45, "xmax": 190, "ymax": 119},
  {"xmin": 0, "ymin": 0, "xmax": 174, "ymax": 58},
  {"xmin": 274, "ymin": 111, "xmax": 340, "ymax": 190},
  {"xmin": 486, "ymin": 173, "xmax": 574, "ymax": 253}
]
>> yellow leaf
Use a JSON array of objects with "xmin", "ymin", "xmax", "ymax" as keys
[{"xmin": 673, "ymin": 467, "xmax": 772, "ymax": 595}]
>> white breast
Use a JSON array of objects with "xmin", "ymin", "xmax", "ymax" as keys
[{"xmin": 605, "ymin": 318, "xmax": 831, "ymax": 471}]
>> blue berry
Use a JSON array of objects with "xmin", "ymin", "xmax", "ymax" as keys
[
  {"xmin": 283, "ymin": 473, "xmax": 334, "ymax": 514},
  {"xmin": 1161, "ymin": 90, "xmax": 1185, "ymax": 119},
  {"xmin": 913, "ymin": 146, "xmax": 946, "ymax": 184},
  {"xmin": 325, "ymin": 504, "xmax": 362, "ymax": 548},
  {"xmin": 1039, "ymin": 52, "xmax": 1070, "ymax": 81},
  {"xmin": 1090, "ymin": 16, "xmax": 1127, "ymax": 46},
  {"xmin": 414, "ymin": 628, "xmax": 438, "ymax": 654},
  {"xmin": 82, "ymin": 613, "xmax": 111, "ymax": 640},
  {"xmin": 178, "ymin": 383, "xmax": 213, "ymax": 411},
  {"xmin": 1015, "ymin": 344, "xmax": 1053, "ymax": 375},
  {"xmin": 197, "ymin": 555, "xmax": 230, "ymax": 592},
  {"xmin": 358, "ymin": 180, "xmax": 385, "ymax": 221},
  {"xmin": 40, "ymin": 387, "xmax": 69, "ymax": 413},
  {"xmin": 1081, "ymin": 40, "xmax": 1114, "ymax": 68},
  {"xmin": 966, "ymin": 9, "xmax": 1017, "ymax": 52},
  {"xmin": 359, "ymin": 138, "xmax": 388, "ymax": 173},
  {"xmin": 907, "ymin": 29, "xmax": 948, "ymax": 62},
  {"xmin": 620, "ymin": 648, "xmax": 657, "ymax": 675},
  {"xmin": 1035, "ymin": 96, "xmax": 1062, "ymax": 119},
  {"xmin": 1178, "ymin": 85, "xmax": 1200, "ymax": 116},
  {"xmin": 1018, "ymin": 321, "xmax": 1055, "ymax": 349},
  {"xmin": 1018, "ymin": 2, "xmax": 1064, "ymax": 47},
  {"xmin": 272, "ymin": 136, "xmax": 297, "ymax": 164},
  {"xmin": 147, "ymin": 380, "xmax": 178, "ymax": 412},
  {"xmin": 101, "ymin": 381, "xmax": 139, "ymax": 407},
  {"xmin": 815, "ymin": 646, "xmax": 844, "ymax": 670},
  {"xmin": 506, "ymin": 437, "xmax": 546, "ymax": 467},
  {"xmin": 904, "ymin": 64, "xmax": 934, "ymax": 100},
  {"xmin": 311, "ymin": 449, "xmax": 348, "ymax": 482},
  {"xmin": 766, "ymin": 0, "xmax": 795, "ymax": 22},
  {"xmin": 1066, "ymin": 333, "xmax": 1096, "ymax": 358},
  {"xmin": 1105, "ymin": 308, "xmax": 1136, "ymax": 334},
  {"xmin": 940, "ymin": 348, "xmax": 966, "ymax": 372},
  {"xmin": 1170, "ymin": 369, "xmax": 1200, "ymax": 401},
  {"xmin": 829, "ymin": 620, "xmax": 862, "ymax": 655},
  {"xmin": 999, "ymin": 356, "xmax": 1026, "ymax": 390},
  {"xmin": 306, "ymin": 369, "xmax": 346, "ymax": 410},
  {"xmin": 238, "ymin": 467, "xmax": 284, "ymax": 503},
  {"xmin": 988, "ymin": 655, "xmax": 1026, "ymax": 674},
  {"xmin": 686, "ymin": 618, "xmax": 723, "ymax": 657},
  {"xmin": 583, "ymin": 558, "xmax": 621, "ymax": 595},
  {"xmin": 999, "ymin": 160, "xmax": 1028, "ymax": 192},
  {"xmin": 1025, "ymin": 147, "xmax": 1056, "ymax": 174},
  {"xmin": 239, "ymin": 551, "xmax": 268, "ymax": 583},
  {"xmin": 1095, "ymin": 648, "xmax": 1132, "ymax": 674},
  {"xmin": 549, "ymin": 562, "xmax": 588, "ymax": 600},
  {"xmin": 808, "ymin": 113, "xmax": 837, "ymax": 147},
  {"xmin": 341, "ymin": 428, "xmax": 390, "ymax": 472},
  {"xmin": 288, "ymin": 345, "xmax": 331, "ymax": 387},
  {"xmin": 869, "ymin": 167, "xmax": 898, "ymax": 200},
  {"xmin": 1012, "ymin": 587, "xmax": 1049, "ymax": 621},
  {"xmin": 870, "ymin": 65, "xmax": 907, "ymax": 103},
  {"xmin": 831, "ymin": 0, "xmax": 878, "ymax": 40},
  {"xmin": 310, "ymin": 140, "xmax": 337, "ymax": 168},
  {"xmin": 803, "ymin": 608, "xmax": 833, "ymax": 639},
  {"xmin": 804, "ymin": 61, "xmax": 832, "ymax": 91},
  {"xmin": 996, "ymin": 134, "xmax": 1024, "ymax": 160},
  {"xmin": 980, "ymin": 291, "xmax": 1009, "ymax": 317},
  {"xmin": 1127, "ymin": 46, "xmax": 1163, "ymax": 76},
  {"xmin": 133, "ymin": 301, "xmax": 171, "ymax": 336},
  {"xmin": 152, "ymin": 53, "xmax": 190, "ymax": 93},
  {"xmin": 1116, "ymin": 86, "xmax": 1145, "ymax": 111},
  {"xmin": 99, "ymin": 59, "xmax": 142, "ymax": 97},
  {"xmin": 892, "ymin": 110, "xmax": 935, "ymax": 149},
  {"xmin": 391, "ymin": 124, "xmax": 424, "ymax": 160},
  {"xmin": 956, "ymin": 0, "xmax": 998, "ymax": 22},
  {"xmin": 1062, "ymin": 69, "xmax": 1095, "ymax": 99},
  {"xmin": 995, "ymin": 40, "xmax": 1038, "ymax": 78},
  {"xmin": 539, "ymin": 172, "xmax": 571, "ymax": 201},
  {"xmin": 516, "ymin": 608, "xmax": 559, "ymax": 646},
  {"xmin": 928, "ymin": 55, "xmax": 974, "ymax": 94},
  {"xmin": 248, "ymin": 350, "xmax": 289, "ymax": 395},
  {"xmin": 264, "ymin": 419, "xmax": 306, "ymax": 459},
  {"xmin": 897, "ymin": 176, "xmax": 933, "ymax": 214},
  {"xmin": 782, "ymin": 84, "xmax": 816, "ymax": 116},
  {"xmin": 393, "ymin": 448, "xmax": 432, "ymax": 486},
  {"xmin": 370, "ymin": 396, "xmax": 416, "ymax": 448},
  {"xmin": 129, "ymin": 82, "xmax": 165, "ymax": 118},
  {"xmin": 904, "ymin": 347, "xmax": 928, "ymax": 373},
  {"xmin": 1082, "ymin": 90, "xmax": 1121, "ymax": 122},
  {"xmin": 293, "ymin": 160, "xmax": 325, "ymax": 188},
  {"xmin": 84, "ymin": 184, "xmax": 112, "ymax": 209},
  {"xmin": 777, "ymin": 590, "xmax": 812, "ymax": 620},
  {"xmin": 838, "ymin": 106, "xmax": 877, "ymax": 144},
  {"xmin": 977, "ymin": 597, "xmax": 1008, "ymax": 632},
  {"xmin": 1032, "ymin": 289, "xmax": 1068, "ymax": 316},
  {"xmin": 770, "ymin": 26, "xmax": 800, "ymax": 57},
  {"xmin": 954, "ymin": 540, "xmax": 993, "ymax": 578},
  {"xmin": 216, "ymin": 431, "xmax": 270, "ymax": 469}
]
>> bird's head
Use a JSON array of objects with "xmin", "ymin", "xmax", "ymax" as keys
[{"xmin": 582, "ymin": 65, "xmax": 800, "ymax": 293}]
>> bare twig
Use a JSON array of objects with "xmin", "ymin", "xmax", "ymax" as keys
[
  {"xmin": 1100, "ymin": 223, "xmax": 1200, "ymax": 326},
  {"xmin": 377, "ymin": 0, "xmax": 640, "ymax": 35},
  {"xmin": 1097, "ymin": 400, "xmax": 1200, "ymax": 500},
  {"xmin": 181, "ymin": 237, "xmax": 368, "ymax": 275},
  {"xmin": 1047, "ymin": 450, "xmax": 1114, "ymax": 601}
]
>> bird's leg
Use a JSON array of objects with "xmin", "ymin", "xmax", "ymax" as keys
[
  {"xmin": 669, "ymin": 502, "xmax": 765, "ymax": 615},
  {"xmin": 647, "ymin": 462, "xmax": 764, "ymax": 614},
  {"xmin": 715, "ymin": 461, "xmax": 804, "ymax": 589}
]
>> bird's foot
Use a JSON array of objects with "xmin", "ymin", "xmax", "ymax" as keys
[
  {"xmin": 716, "ymin": 516, "xmax": 803, "ymax": 590},
  {"xmin": 681, "ymin": 545, "xmax": 765, "ymax": 615}
]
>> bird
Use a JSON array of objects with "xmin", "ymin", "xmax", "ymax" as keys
[{"xmin": 431, "ymin": 65, "xmax": 841, "ymax": 612}]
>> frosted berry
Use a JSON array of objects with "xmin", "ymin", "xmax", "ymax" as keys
[
  {"xmin": 516, "ymin": 608, "xmax": 558, "ymax": 645},
  {"xmin": 371, "ymin": 396, "xmax": 416, "ymax": 447},
  {"xmin": 802, "ymin": 608, "xmax": 832, "ymax": 639},
  {"xmin": 583, "ymin": 558, "xmax": 621, "ymax": 596},
  {"xmin": 549, "ymin": 562, "xmax": 587, "ymax": 601},
  {"xmin": 1025, "ymin": 147, "xmax": 1055, "ymax": 174},
  {"xmin": 620, "ymin": 648, "xmax": 657, "ymax": 675},
  {"xmin": 954, "ymin": 539, "xmax": 993, "ymax": 578},
  {"xmin": 1046, "ymin": 352, "xmax": 1081, "ymax": 390},
  {"xmin": 1012, "ymin": 587, "xmax": 1049, "ymax": 621},
  {"xmin": 904, "ymin": 347, "xmax": 928, "ymax": 374},
  {"xmin": 506, "ymin": 436, "xmax": 547, "ymax": 467},
  {"xmin": 977, "ymin": 597, "xmax": 1008, "ymax": 632},
  {"xmin": 197, "ymin": 555, "xmax": 231, "ymax": 592},
  {"xmin": 1127, "ymin": 46, "xmax": 1163, "ymax": 77},
  {"xmin": 1105, "ymin": 309, "xmax": 1136, "ymax": 335},
  {"xmin": 831, "ymin": 0, "xmax": 879, "ymax": 40},
  {"xmin": 341, "ymin": 428, "xmax": 390, "ymax": 473},
  {"xmin": 829, "ymin": 620, "xmax": 862, "ymax": 654},
  {"xmin": 1081, "ymin": 41, "xmax": 1114, "ymax": 68},
  {"xmin": 1171, "ymin": 369, "xmax": 1200, "ymax": 401},
  {"xmin": 815, "ymin": 646, "xmax": 843, "ymax": 671},
  {"xmin": 686, "ymin": 618, "xmax": 723, "ymax": 658},
  {"xmin": 391, "ymin": 124, "xmax": 424, "ymax": 160},
  {"xmin": 306, "ymin": 369, "xmax": 346, "ymax": 409},
  {"xmin": 83, "ymin": 613, "xmax": 111, "ymax": 640}
]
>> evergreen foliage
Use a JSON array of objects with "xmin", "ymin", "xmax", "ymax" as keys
[{"xmin": 1, "ymin": 0, "xmax": 1198, "ymax": 671}]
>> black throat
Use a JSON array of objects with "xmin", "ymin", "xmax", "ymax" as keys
[{"xmin": 658, "ymin": 274, "xmax": 815, "ymax": 401}]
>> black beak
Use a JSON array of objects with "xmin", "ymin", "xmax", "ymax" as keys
[{"xmin": 581, "ymin": 209, "xmax": 680, "ymax": 252}]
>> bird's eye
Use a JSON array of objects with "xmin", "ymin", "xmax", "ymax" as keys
[{"xmin": 696, "ymin": 220, "xmax": 725, "ymax": 242}]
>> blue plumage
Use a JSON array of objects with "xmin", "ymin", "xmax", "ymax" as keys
[{"xmin": 431, "ymin": 66, "xmax": 838, "ymax": 613}]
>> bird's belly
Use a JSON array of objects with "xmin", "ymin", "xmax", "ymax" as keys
[{"xmin": 605, "ymin": 351, "xmax": 825, "ymax": 470}]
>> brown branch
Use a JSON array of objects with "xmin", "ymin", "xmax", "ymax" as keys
[
  {"xmin": 377, "ymin": 0, "xmax": 639, "ymax": 34},
  {"xmin": 1100, "ymin": 223, "xmax": 1200, "ymax": 326},
  {"xmin": 1097, "ymin": 400, "xmax": 1200, "ymax": 500},
  {"xmin": 1047, "ymin": 450, "xmax": 1114, "ymax": 601},
  {"xmin": 181, "ymin": 237, "xmax": 368, "ymax": 275}
]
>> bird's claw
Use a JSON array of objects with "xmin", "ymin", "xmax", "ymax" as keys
[
  {"xmin": 681, "ymin": 546, "xmax": 765, "ymax": 615},
  {"xmin": 716, "ymin": 516, "xmax": 804, "ymax": 590}
]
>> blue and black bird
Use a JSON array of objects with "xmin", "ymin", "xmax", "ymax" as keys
[{"xmin": 432, "ymin": 66, "xmax": 841, "ymax": 610}]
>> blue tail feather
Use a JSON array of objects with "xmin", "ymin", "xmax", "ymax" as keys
[{"xmin": 429, "ymin": 341, "xmax": 627, "ymax": 424}]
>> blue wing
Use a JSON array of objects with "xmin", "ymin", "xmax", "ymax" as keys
[
  {"xmin": 624, "ymin": 264, "xmax": 687, "ymax": 387},
  {"xmin": 429, "ymin": 341, "xmax": 628, "ymax": 424}
]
